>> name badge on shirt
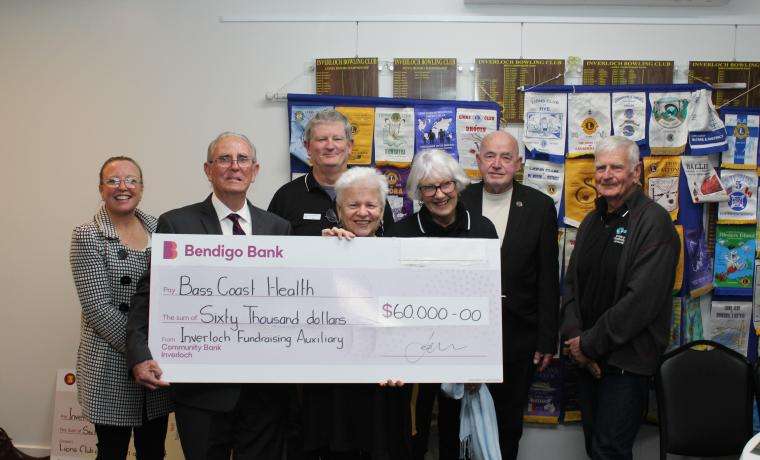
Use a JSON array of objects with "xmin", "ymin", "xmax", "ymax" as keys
[
  {"xmin": 613, "ymin": 227, "xmax": 627, "ymax": 245},
  {"xmin": 303, "ymin": 213, "xmax": 321, "ymax": 221}
]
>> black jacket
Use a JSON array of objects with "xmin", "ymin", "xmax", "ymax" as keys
[
  {"xmin": 560, "ymin": 187, "xmax": 680, "ymax": 376},
  {"xmin": 385, "ymin": 200, "xmax": 497, "ymax": 239},
  {"xmin": 268, "ymin": 170, "xmax": 394, "ymax": 236},
  {"xmin": 460, "ymin": 181, "xmax": 560, "ymax": 360},
  {"xmin": 126, "ymin": 194, "xmax": 292, "ymax": 411}
]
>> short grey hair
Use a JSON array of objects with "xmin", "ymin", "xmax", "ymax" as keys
[
  {"xmin": 594, "ymin": 136, "xmax": 639, "ymax": 171},
  {"xmin": 406, "ymin": 149, "xmax": 471, "ymax": 201},
  {"xmin": 335, "ymin": 167, "xmax": 389, "ymax": 207},
  {"xmin": 303, "ymin": 109, "xmax": 353, "ymax": 143},
  {"xmin": 207, "ymin": 132, "xmax": 257, "ymax": 162}
]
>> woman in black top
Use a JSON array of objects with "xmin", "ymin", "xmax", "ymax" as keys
[
  {"xmin": 308, "ymin": 166, "xmax": 412, "ymax": 460},
  {"xmin": 385, "ymin": 149, "xmax": 497, "ymax": 460}
]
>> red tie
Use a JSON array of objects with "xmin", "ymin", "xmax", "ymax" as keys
[{"xmin": 227, "ymin": 213, "xmax": 246, "ymax": 235}]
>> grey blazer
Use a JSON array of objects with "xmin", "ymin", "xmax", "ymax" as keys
[
  {"xmin": 70, "ymin": 205, "xmax": 172, "ymax": 426},
  {"xmin": 126, "ymin": 194, "xmax": 292, "ymax": 411}
]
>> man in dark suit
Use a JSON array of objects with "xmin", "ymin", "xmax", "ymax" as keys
[
  {"xmin": 460, "ymin": 130, "xmax": 559, "ymax": 460},
  {"xmin": 126, "ymin": 132, "xmax": 291, "ymax": 460}
]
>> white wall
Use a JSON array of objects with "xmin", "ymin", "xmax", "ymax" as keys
[{"xmin": 2, "ymin": 0, "xmax": 760, "ymax": 456}]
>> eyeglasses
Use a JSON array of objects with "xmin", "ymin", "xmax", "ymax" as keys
[
  {"xmin": 102, "ymin": 177, "xmax": 142, "ymax": 188},
  {"xmin": 209, "ymin": 155, "xmax": 255, "ymax": 168},
  {"xmin": 418, "ymin": 180, "xmax": 456, "ymax": 198}
]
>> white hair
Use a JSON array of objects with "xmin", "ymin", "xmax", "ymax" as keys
[
  {"xmin": 594, "ymin": 136, "xmax": 640, "ymax": 171},
  {"xmin": 334, "ymin": 167, "xmax": 389, "ymax": 206},
  {"xmin": 206, "ymin": 131, "xmax": 257, "ymax": 162},
  {"xmin": 304, "ymin": 109, "xmax": 353, "ymax": 143},
  {"xmin": 406, "ymin": 149, "xmax": 470, "ymax": 201}
]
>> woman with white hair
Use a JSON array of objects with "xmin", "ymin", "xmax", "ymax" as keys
[
  {"xmin": 322, "ymin": 166, "xmax": 390, "ymax": 238},
  {"xmin": 385, "ymin": 150, "xmax": 497, "ymax": 460},
  {"xmin": 302, "ymin": 167, "xmax": 412, "ymax": 459}
]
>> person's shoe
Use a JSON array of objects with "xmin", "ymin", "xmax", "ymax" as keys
[{"xmin": 0, "ymin": 428, "xmax": 50, "ymax": 460}]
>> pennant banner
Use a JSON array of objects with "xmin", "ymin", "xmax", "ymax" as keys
[
  {"xmin": 336, "ymin": 106, "xmax": 375, "ymax": 165},
  {"xmin": 567, "ymin": 92, "xmax": 611, "ymax": 158},
  {"xmin": 524, "ymin": 92, "xmax": 568, "ymax": 161},
  {"xmin": 717, "ymin": 170, "xmax": 757, "ymax": 224},
  {"xmin": 523, "ymin": 159, "xmax": 564, "ymax": 216},
  {"xmin": 414, "ymin": 106, "xmax": 457, "ymax": 158},
  {"xmin": 667, "ymin": 297, "xmax": 682, "ymax": 351},
  {"xmin": 649, "ymin": 92, "xmax": 690, "ymax": 155},
  {"xmin": 611, "ymin": 92, "xmax": 647, "ymax": 143},
  {"xmin": 684, "ymin": 226, "xmax": 714, "ymax": 298},
  {"xmin": 687, "ymin": 89, "xmax": 727, "ymax": 155},
  {"xmin": 673, "ymin": 225, "xmax": 685, "ymax": 294},
  {"xmin": 681, "ymin": 295, "xmax": 704, "ymax": 343},
  {"xmin": 523, "ymin": 359, "xmax": 562, "ymax": 424},
  {"xmin": 374, "ymin": 107, "xmax": 415, "ymax": 166},
  {"xmin": 378, "ymin": 165, "xmax": 413, "ymax": 223},
  {"xmin": 714, "ymin": 224, "xmax": 756, "ymax": 295},
  {"xmin": 723, "ymin": 112, "xmax": 759, "ymax": 169},
  {"xmin": 563, "ymin": 158, "xmax": 597, "ymax": 227},
  {"xmin": 681, "ymin": 155, "xmax": 728, "ymax": 203},
  {"xmin": 643, "ymin": 156, "xmax": 680, "ymax": 221},
  {"xmin": 455, "ymin": 108, "xmax": 498, "ymax": 178},
  {"xmin": 709, "ymin": 300, "xmax": 751, "ymax": 356}
]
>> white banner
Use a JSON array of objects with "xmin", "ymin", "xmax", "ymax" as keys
[
  {"xmin": 523, "ymin": 159, "xmax": 564, "ymax": 215},
  {"xmin": 681, "ymin": 155, "xmax": 728, "ymax": 203},
  {"xmin": 374, "ymin": 107, "xmax": 415, "ymax": 166},
  {"xmin": 709, "ymin": 301, "xmax": 751, "ymax": 356},
  {"xmin": 455, "ymin": 108, "xmax": 498, "ymax": 177},
  {"xmin": 523, "ymin": 92, "xmax": 567, "ymax": 159},
  {"xmin": 649, "ymin": 92, "xmax": 691, "ymax": 155},
  {"xmin": 149, "ymin": 235, "xmax": 503, "ymax": 383},
  {"xmin": 718, "ymin": 169, "xmax": 758, "ymax": 224},
  {"xmin": 612, "ymin": 92, "xmax": 646, "ymax": 142},
  {"xmin": 567, "ymin": 92, "xmax": 611, "ymax": 157}
]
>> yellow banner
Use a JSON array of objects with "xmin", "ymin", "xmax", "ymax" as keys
[
  {"xmin": 643, "ymin": 156, "xmax": 680, "ymax": 221},
  {"xmin": 673, "ymin": 225, "xmax": 684, "ymax": 294},
  {"xmin": 563, "ymin": 158, "xmax": 597, "ymax": 227},
  {"xmin": 336, "ymin": 106, "xmax": 375, "ymax": 165}
]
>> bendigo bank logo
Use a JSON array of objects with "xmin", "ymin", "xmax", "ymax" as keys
[{"xmin": 163, "ymin": 241, "xmax": 178, "ymax": 259}]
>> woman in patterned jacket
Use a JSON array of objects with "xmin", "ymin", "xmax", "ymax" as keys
[{"xmin": 70, "ymin": 156, "xmax": 172, "ymax": 459}]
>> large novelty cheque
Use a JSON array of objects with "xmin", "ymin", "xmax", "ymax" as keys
[{"xmin": 149, "ymin": 235, "xmax": 503, "ymax": 383}]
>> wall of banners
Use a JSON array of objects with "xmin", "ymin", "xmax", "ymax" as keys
[
  {"xmin": 287, "ymin": 93, "xmax": 500, "ymax": 222},
  {"xmin": 289, "ymin": 86, "xmax": 760, "ymax": 426},
  {"xmin": 520, "ymin": 83, "xmax": 760, "ymax": 424}
]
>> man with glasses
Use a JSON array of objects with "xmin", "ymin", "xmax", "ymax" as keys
[
  {"xmin": 460, "ymin": 130, "xmax": 559, "ymax": 460},
  {"xmin": 127, "ymin": 132, "xmax": 292, "ymax": 460}
]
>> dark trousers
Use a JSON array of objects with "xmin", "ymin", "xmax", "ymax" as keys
[
  {"xmin": 578, "ymin": 369, "xmax": 649, "ymax": 460},
  {"xmin": 94, "ymin": 412, "xmax": 168, "ymax": 460},
  {"xmin": 412, "ymin": 384, "xmax": 460, "ymax": 460},
  {"xmin": 174, "ymin": 386, "xmax": 286, "ymax": 460},
  {"xmin": 488, "ymin": 352, "xmax": 536, "ymax": 460},
  {"xmin": 305, "ymin": 449, "xmax": 376, "ymax": 460}
]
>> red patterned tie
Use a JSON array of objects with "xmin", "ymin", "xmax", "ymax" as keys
[{"xmin": 227, "ymin": 213, "xmax": 246, "ymax": 235}]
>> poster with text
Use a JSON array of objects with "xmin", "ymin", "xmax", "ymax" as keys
[{"xmin": 455, "ymin": 108, "xmax": 498, "ymax": 178}]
